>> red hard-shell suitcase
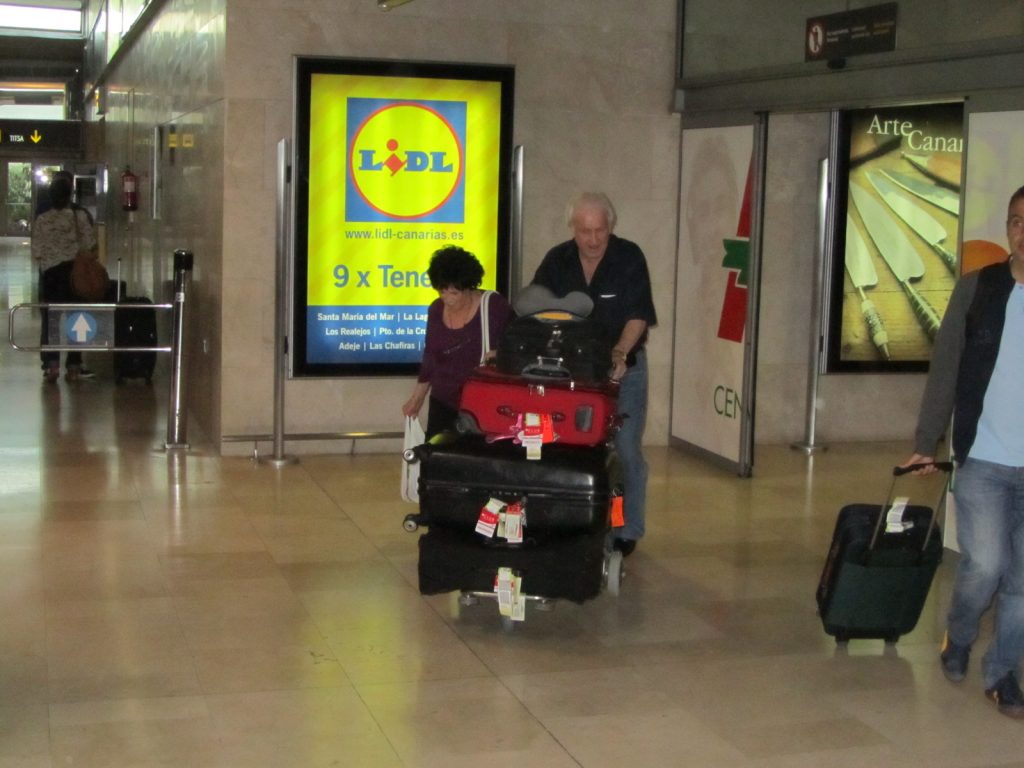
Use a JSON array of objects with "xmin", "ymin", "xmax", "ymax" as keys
[
  {"xmin": 457, "ymin": 365, "xmax": 621, "ymax": 446},
  {"xmin": 405, "ymin": 434, "xmax": 621, "ymax": 534}
]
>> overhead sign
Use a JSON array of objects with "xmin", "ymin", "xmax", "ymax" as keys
[
  {"xmin": 806, "ymin": 3, "xmax": 897, "ymax": 62},
  {"xmin": 0, "ymin": 119, "xmax": 82, "ymax": 156}
]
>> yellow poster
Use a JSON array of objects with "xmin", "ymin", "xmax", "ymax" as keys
[{"xmin": 297, "ymin": 63, "xmax": 512, "ymax": 373}]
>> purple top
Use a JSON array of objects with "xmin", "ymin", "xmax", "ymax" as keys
[{"xmin": 418, "ymin": 291, "xmax": 513, "ymax": 409}]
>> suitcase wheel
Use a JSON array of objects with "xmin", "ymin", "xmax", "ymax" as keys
[
  {"xmin": 885, "ymin": 634, "xmax": 900, "ymax": 645},
  {"xmin": 402, "ymin": 514, "xmax": 421, "ymax": 533},
  {"xmin": 604, "ymin": 550, "xmax": 624, "ymax": 597},
  {"xmin": 535, "ymin": 597, "xmax": 555, "ymax": 612},
  {"xmin": 455, "ymin": 411, "xmax": 481, "ymax": 435}
]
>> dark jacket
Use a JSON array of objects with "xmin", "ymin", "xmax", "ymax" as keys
[{"xmin": 915, "ymin": 260, "xmax": 1016, "ymax": 461}]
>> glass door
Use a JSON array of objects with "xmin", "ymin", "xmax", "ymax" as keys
[
  {"xmin": 3, "ymin": 162, "xmax": 33, "ymax": 236},
  {"xmin": 1, "ymin": 162, "xmax": 64, "ymax": 236}
]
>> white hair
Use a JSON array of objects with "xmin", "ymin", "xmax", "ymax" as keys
[{"xmin": 566, "ymin": 191, "xmax": 617, "ymax": 231}]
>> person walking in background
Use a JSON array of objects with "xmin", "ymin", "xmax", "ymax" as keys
[
  {"xmin": 31, "ymin": 173, "xmax": 97, "ymax": 383},
  {"xmin": 902, "ymin": 184, "xmax": 1024, "ymax": 719},
  {"xmin": 403, "ymin": 245, "xmax": 513, "ymax": 438},
  {"xmin": 532, "ymin": 192, "xmax": 657, "ymax": 557}
]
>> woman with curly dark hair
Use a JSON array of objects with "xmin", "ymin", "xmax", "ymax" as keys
[{"xmin": 402, "ymin": 246, "xmax": 513, "ymax": 437}]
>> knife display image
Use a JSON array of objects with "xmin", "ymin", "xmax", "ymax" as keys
[
  {"xmin": 880, "ymin": 169, "xmax": 960, "ymax": 216},
  {"xmin": 902, "ymin": 152, "xmax": 961, "ymax": 189},
  {"xmin": 845, "ymin": 215, "xmax": 890, "ymax": 360},
  {"xmin": 849, "ymin": 183, "xmax": 943, "ymax": 341},
  {"xmin": 867, "ymin": 171, "xmax": 958, "ymax": 275}
]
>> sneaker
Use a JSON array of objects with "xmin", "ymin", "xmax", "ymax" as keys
[
  {"xmin": 612, "ymin": 538, "xmax": 637, "ymax": 557},
  {"xmin": 940, "ymin": 632, "xmax": 970, "ymax": 682},
  {"xmin": 985, "ymin": 672, "xmax": 1024, "ymax": 719}
]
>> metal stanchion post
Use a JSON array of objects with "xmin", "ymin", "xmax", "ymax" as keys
[
  {"xmin": 263, "ymin": 138, "xmax": 297, "ymax": 467},
  {"xmin": 509, "ymin": 145, "xmax": 524, "ymax": 297},
  {"xmin": 792, "ymin": 152, "xmax": 832, "ymax": 455},
  {"xmin": 165, "ymin": 249, "xmax": 193, "ymax": 450}
]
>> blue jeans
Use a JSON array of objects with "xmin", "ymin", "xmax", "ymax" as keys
[
  {"xmin": 613, "ymin": 349, "xmax": 649, "ymax": 541},
  {"xmin": 948, "ymin": 458, "xmax": 1024, "ymax": 687}
]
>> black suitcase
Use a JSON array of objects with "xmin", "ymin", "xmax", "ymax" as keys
[
  {"xmin": 816, "ymin": 463, "xmax": 951, "ymax": 643},
  {"xmin": 409, "ymin": 435, "xmax": 620, "ymax": 534},
  {"xmin": 496, "ymin": 311, "xmax": 611, "ymax": 382},
  {"xmin": 105, "ymin": 279, "xmax": 127, "ymax": 303},
  {"xmin": 115, "ymin": 297, "xmax": 157, "ymax": 383},
  {"xmin": 418, "ymin": 526, "xmax": 607, "ymax": 603}
]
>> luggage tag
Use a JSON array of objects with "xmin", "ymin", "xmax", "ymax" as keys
[
  {"xmin": 503, "ymin": 501, "xmax": 525, "ymax": 543},
  {"xmin": 885, "ymin": 496, "xmax": 913, "ymax": 533},
  {"xmin": 476, "ymin": 498, "xmax": 505, "ymax": 538},
  {"xmin": 511, "ymin": 577, "xmax": 526, "ymax": 622},
  {"xmin": 494, "ymin": 567, "xmax": 517, "ymax": 616},
  {"xmin": 610, "ymin": 495, "xmax": 625, "ymax": 528},
  {"xmin": 518, "ymin": 412, "xmax": 556, "ymax": 460}
]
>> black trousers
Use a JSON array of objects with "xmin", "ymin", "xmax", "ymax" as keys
[
  {"xmin": 425, "ymin": 396, "xmax": 458, "ymax": 440},
  {"xmin": 39, "ymin": 261, "xmax": 82, "ymax": 370}
]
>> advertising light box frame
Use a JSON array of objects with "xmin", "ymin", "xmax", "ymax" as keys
[
  {"xmin": 824, "ymin": 101, "xmax": 964, "ymax": 373},
  {"xmin": 292, "ymin": 56, "xmax": 515, "ymax": 378}
]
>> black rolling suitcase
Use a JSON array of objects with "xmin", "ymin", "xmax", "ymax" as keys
[
  {"xmin": 115, "ymin": 297, "xmax": 157, "ymax": 383},
  {"xmin": 496, "ymin": 310, "xmax": 611, "ymax": 382},
  {"xmin": 418, "ymin": 526, "xmax": 607, "ymax": 603},
  {"xmin": 407, "ymin": 434, "xmax": 620, "ymax": 535},
  {"xmin": 105, "ymin": 279, "xmax": 127, "ymax": 303},
  {"xmin": 816, "ymin": 462, "xmax": 952, "ymax": 643}
]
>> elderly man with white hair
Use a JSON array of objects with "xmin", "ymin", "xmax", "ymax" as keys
[{"xmin": 530, "ymin": 192, "xmax": 658, "ymax": 557}]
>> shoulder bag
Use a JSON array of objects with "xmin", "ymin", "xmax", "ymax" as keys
[{"xmin": 69, "ymin": 208, "xmax": 108, "ymax": 302}]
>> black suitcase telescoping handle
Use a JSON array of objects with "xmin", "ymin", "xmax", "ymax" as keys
[
  {"xmin": 893, "ymin": 461, "xmax": 954, "ymax": 476},
  {"xmin": 867, "ymin": 461, "xmax": 954, "ymax": 553}
]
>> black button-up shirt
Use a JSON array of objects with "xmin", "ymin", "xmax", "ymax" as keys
[{"xmin": 532, "ymin": 234, "xmax": 657, "ymax": 363}]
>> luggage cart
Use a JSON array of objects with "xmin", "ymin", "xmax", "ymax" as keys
[{"xmin": 404, "ymin": 433, "xmax": 624, "ymax": 629}]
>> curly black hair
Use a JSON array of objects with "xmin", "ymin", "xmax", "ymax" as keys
[{"xmin": 427, "ymin": 246, "xmax": 485, "ymax": 291}]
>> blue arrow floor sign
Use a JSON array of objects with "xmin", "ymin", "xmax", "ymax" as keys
[{"xmin": 65, "ymin": 311, "xmax": 97, "ymax": 344}]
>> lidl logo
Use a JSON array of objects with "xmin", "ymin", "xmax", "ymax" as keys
[{"xmin": 346, "ymin": 98, "xmax": 466, "ymax": 223}]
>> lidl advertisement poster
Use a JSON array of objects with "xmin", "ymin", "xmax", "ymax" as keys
[{"xmin": 296, "ymin": 62, "xmax": 512, "ymax": 374}]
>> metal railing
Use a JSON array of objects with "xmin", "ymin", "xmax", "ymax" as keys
[
  {"xmin": 7, "ymin": 250, "xmax": 194, "ymax": 449},
  {"xmin": 8, "ymin": 300, "xmax": 173, "ymax": 353}
]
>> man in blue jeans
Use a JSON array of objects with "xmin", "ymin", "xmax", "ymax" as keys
[
  {"xmin": 903, "ymin": 184, "xmax": 1024, "ymax": 718},
  {"xmin": 533, "ymin": 192, "xmax": 658, "ymax": 556}
]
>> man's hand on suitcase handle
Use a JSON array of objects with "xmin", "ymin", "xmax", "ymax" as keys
[{"xmin": 895, "ymin": 456, "xmax": 954, "ymax": 476}]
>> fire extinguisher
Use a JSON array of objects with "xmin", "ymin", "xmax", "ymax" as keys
[{"xmin": 121, "ymin": 166, "xmax": 138, "ymax": 212}]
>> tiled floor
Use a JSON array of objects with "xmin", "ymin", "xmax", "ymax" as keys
[{"xmin": 0, "ymin": 235, "xmax": 1018, "ymax": 767}]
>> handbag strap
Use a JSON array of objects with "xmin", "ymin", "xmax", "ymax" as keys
[{"xmin": 479, "ymin": 290, "xmax": 493, "ymax": 363}]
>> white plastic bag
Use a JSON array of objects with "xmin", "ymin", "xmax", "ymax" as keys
[{"xmin": 401, "ymin": 415, "xmax": 425, "ymax": 503}]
